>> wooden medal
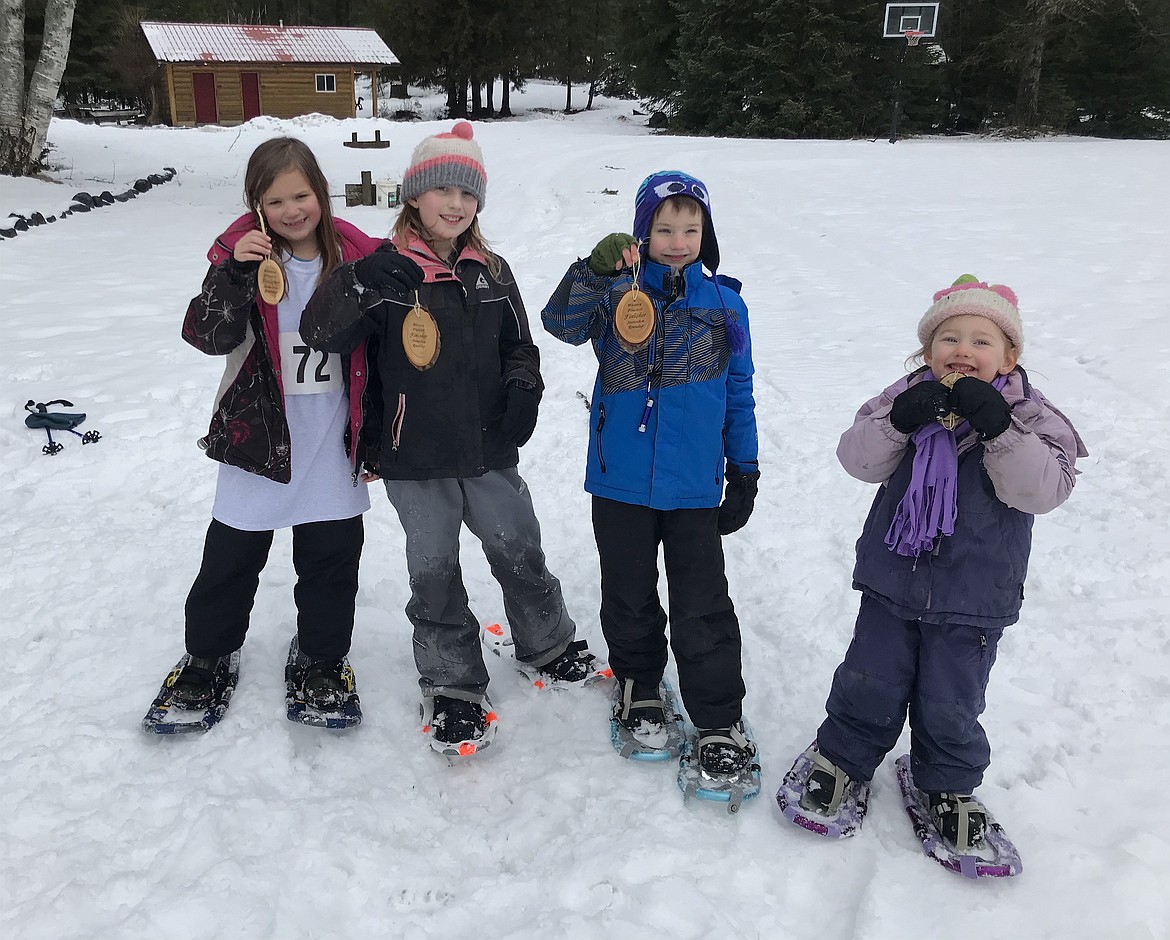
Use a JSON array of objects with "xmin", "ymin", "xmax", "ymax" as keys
[
  {"xmin": 614, "ymin": 250, "xmax": 655, "ymax": 352},
  {"xmin": 937, "ymin": 371, "xmax": 965, "ymax": 430},
  {"xmin": 253, "ymin": 211, "xmax": 286, "ymax": 304},
  {"xmin": 615, "ymin": 287, "xmax": 655, "ymax": 350},
  {"xmin": 402, "ymin": 294, "xmax": 440, "ymax": 370},
  {"xmin": 257, "ymin": 257, "xmax": 286, "ymax": 305}
]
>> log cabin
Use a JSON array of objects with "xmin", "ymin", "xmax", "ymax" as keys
[{"xmin": 140, "ymin": 21, "xmax": 399, "ymax": 126}]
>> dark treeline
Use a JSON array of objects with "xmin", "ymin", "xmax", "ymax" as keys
[{"xmin": 57, "ymin": 0, "xmax": 1170, "ymax": 138}]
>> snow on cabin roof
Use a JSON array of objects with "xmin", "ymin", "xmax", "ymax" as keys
[{"xmin": 140, "ymin": 21, "xmax": 399, "ymax": 66}]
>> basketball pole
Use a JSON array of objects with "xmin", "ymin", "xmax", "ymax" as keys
[{"xmin": 888, "ymin": 37, "xmax": 911, "ymax": 144}]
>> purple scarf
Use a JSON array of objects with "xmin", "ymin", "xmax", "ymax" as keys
[{"xmin": 884, "ymin": 371, "xmax": 1008, "ymax": 557}]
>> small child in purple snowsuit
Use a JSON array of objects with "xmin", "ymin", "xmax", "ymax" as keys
[{"xmin": 778, "ymin": 275, "xmax": 1086, "ymax": 851}]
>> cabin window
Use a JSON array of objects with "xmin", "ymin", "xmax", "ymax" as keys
[{"xmin": 315, "ymin": 74, "xmax": 337, "ymax": 93}]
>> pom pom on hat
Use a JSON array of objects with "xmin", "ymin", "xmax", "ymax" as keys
[
  {"xmin": 917, "ymin": 274, "xmax": 1024, "ymax": 353},
  {"xmin": 401, "ymin": 120, "xmax": 488, "ymax": 209}
]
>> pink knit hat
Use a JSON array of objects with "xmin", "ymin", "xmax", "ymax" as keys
[
  {"xmin": 918, "ymin": 274, "xmax": 1024, "ymax": 353},
  {"xmin": 401, "ymin": 121, "xmax": 488, "ymax": 209}
]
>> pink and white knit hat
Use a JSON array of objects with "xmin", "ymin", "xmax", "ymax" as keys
[
  {"xmin": 401, "ymin": 121, "xmax": 488, "ymax": 208},
  {"xmin": 917, "ymin": 274, "xmax": 1024, "ymax": 353}
]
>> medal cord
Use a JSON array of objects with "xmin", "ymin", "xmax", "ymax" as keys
[{"xmin": 626, "ymin": 249, "xmax": 661, "ymax": 434}]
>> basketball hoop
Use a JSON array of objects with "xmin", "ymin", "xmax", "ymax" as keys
[{"xmin": 903, "ymin": 29, "xmax": 924, "ymax": 45}]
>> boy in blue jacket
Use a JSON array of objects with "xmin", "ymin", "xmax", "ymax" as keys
[{"xmin": 542, "ymin": 171, "xmax": 760, "ymax": 796}]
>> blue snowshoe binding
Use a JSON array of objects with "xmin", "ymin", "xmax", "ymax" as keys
[
  {"xmin": 610, "ymin": 677, "xmax": 687, "ymax": 761},
  {"xmin": 677, "ymin": 719, "xmax": 762, "ymax": 814}
]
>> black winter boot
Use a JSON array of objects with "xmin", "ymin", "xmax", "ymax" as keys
[
  {"xmin": 613, "ymin": 677, "xmax": 667, "ymax": 732},
  {"xmin": 171, "ymin": 655, "xmax": 231, "ymax": 709},
  {"xmin": 300, "ymin": 658, "xmax": 353, "ymax": 710},
  {"xmin": 696, "ymin": 720, "xmax": 756, "ymax": 779},
  {"xmin": 928, "ymin": 791, "xmax": 988, "ymax": 851}
]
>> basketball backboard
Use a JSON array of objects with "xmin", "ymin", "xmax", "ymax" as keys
[{"xmin": 883, "ymin": 3, "xmax": 939, "ymax": 38}]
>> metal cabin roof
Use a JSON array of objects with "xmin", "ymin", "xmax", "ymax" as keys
[{"xmin": 140, "ymin": 21, "xmax": 398, "ymax": 66}]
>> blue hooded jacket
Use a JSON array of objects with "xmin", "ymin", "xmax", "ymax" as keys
[{"xmin": 542, "ymin": 172, "xmax": 758, "ymax": 510}]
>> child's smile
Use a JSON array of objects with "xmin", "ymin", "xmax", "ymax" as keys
[
  {"xmin": 260, "ymin": 168, "xmax": 321, "ymax": 258},
  {"xmin": 646, "ymin": 201, "xmax": 703, "ymax": 270},
  {"xmin": 411, "ymin": 186, "xmax": 478, "ymax": 258},
  {"xmin": 924, "ymin": 314, "xmax": 1019, "ymax": 383}
]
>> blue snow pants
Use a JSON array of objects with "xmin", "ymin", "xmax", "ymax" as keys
[{"xmin": 816, "ymin": 594, "xmax": 1003, "ymax": 794}]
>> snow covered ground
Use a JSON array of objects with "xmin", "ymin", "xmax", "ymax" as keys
[{"xmin": 2, "ymin": 81, "xmax": 1168, "ymax": 940}]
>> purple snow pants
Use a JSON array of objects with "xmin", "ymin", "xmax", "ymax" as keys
[{"xmin": 816, "ymin": 594, "xmax": 1004, "ymax": 794}]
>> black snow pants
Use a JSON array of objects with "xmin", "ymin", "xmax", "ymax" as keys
[
  {"xmin": 592, "ymin": 495, "xmax": 745, "ymax": 729},
  {"xmin": 184, "ymin": 515, "xmax": 363, "ymax": 660}
]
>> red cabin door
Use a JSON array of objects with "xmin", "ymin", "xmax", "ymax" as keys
[
  {"xmin": 193, "ymin": 72, "xmax": 217, "ymax": 124},
  {"xmin": 240, "ymin": 72, "xmax": 261, "ymax": 121}
]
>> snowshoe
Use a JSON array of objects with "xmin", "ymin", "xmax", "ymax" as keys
[
  {"xmin": 142, "ymin": 650, "xmax": 240, "ymax": 734},
  {"xmin": 421, "ymin": 693, "xmax": 498, "ymax": 759},
  {"xmin": 284, "ymin": 637, "xmax": 361, "ymax": 729},
  {"xmin": 24, "ymin": 399, "xmax": 101, "ymax": 455},
  {"xmin": 775, "ymin": 742, "xmax": 871, "ymax": 839},
  {"xmin": 677, "ymin": 719, "xmax": 762, "ymax": 815},
  {"xmin": 482, "ymin": 621, "xmax": 613, "ymax": 690},
  {"xmin": 894, "ymin": 754, "xmax": 1022, "ymax": 878},
  {"xmin": 610, "ymin": 677, "xmax": 687, "ymax": 761}
]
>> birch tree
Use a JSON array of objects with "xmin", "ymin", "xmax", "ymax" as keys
[{"xmin": 0, "ymin": 0, "xmax": 77, "ymax": 176}]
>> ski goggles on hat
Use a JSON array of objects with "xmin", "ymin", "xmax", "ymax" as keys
[{"xmin": 652, "ymin": 178, "xmax": 709, "ymax": 207}]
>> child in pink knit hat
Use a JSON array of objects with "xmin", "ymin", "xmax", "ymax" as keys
[
  {"xmin": 302, "ymin": 122, "xmax": 606, "ymax": 759},
  {"xmin": 775, "ymin": 275, "xmax": 1087, "ymax": 875},
  {"xmin": 399, "ymin": 120, "xmax": 487, "ymax": 210}
]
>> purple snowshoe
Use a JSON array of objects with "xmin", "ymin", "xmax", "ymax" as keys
[
  {"xmin": 894, "ymin": 754, "xmax": 1023, "ymax": 879},
  {"xmin": 775, "ymin": 742, "xmax": 870, "ymax": 839}
]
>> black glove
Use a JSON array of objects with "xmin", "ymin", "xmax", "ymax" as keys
[
  {"xmin": 588, "ymin": 233, "xmax": 639, "ymax": 276},
  {"xmin": 354, "ymin": 251, "xmax": 425, "ymax": 297},
  {"xmin": 501, "ymin": 384, "xmax": 539, "ymax": 447},
  {"xmin": 717, "ymin": 465, "xmax": 760, "ymax": 535},
  {"xmin": 889, "ymin": 380, "xmax": 951, "ymax": 434},
  {"xmin": 949, "ymin": 377, "xmax": 1012, "ymax": 440},
  {"xmin": 226, "ymin": 255, "xmax": 260, "ymax": 279}
]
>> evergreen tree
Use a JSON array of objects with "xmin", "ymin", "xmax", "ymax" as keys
[
  {"xmin": 668, "ymin": 0, "xmax": 758, "ymax": 135},
  {"xmin": 493, "ymin": 0, "xmax": 545, "ymax": 118},
  {"xmin": 45, "ymin": 0, "xmax": 1170, "ymax": 139},
  {"xmin": 933, "ymin": 0, "xmax": 1008, "ymax": 132},
  {"xmin": 934, "ymin": 0, "xmax": 1168, "ymax": 137},
  {"xmin": 60, "ymin": 0, "xmax": 124, "ymax": 106},
  {"xmin": 1053, "ymin": 0, "xmax": 1170, "ymax": 137},
  {"xmin": 539, "ymin": 0, "xmax": 618, "ymax": 111},
  {"xmin": 616, "ymin": 0, "xmax": 679, "ymax": 108},
  {"xmin": 664, "ymin": 0, "xmax": 945, "ymax": 139}
]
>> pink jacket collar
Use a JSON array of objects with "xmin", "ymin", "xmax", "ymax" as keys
[
  {"xmin": 208, "ymin": 213, "xmax": 381, "ymax": 265},
  {"xmin": 391, "ymin": 232, "xmax": 488, "ymax": 282}
]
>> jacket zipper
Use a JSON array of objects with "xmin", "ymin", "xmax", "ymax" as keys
[
  {"xmin": 348, "ymin": 360, "xmax": 363, "ymax": 486},
  {"xmin": 596, "ymin": 402, "xmax": 607, "ymax": 473},
  {"xmin": 391, "ymin": 393, "xmax": 406, "ymax": 451}
]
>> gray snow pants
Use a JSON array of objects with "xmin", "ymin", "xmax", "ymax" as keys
[
  {"xmin": 384, "ymin": 467, "xmax": 576, "ymax": 703},
  {"xmin": 816, "ymin": 594, "xmax": 1003, "ymax": 794}
]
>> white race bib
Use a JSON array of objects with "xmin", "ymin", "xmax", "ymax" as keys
[{"xmin": 279, "ymin": 331, "xmax": 343, "ymax": 396}]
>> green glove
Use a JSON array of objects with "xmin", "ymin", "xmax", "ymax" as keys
[{"xmin": 589, "ymin": 233, "xmax": 639, "ymax": 276}]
